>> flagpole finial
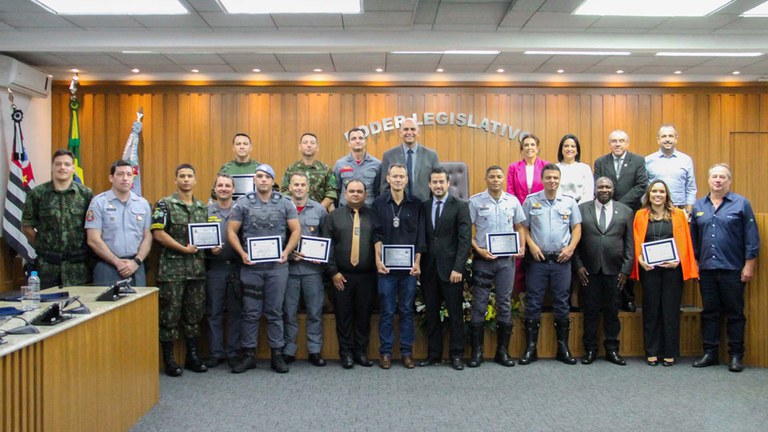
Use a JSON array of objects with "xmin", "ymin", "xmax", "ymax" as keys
[
  {"xmin": 7, "ymin": 88, "xmax": 14, "ymax": 108},
  {"xmin": 69, "ymin": 73, "xmax": 79, "ymax": 99}
]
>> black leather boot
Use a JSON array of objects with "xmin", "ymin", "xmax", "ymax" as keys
[
  {"xmin": 518, "ymin": 319, "xmax": 540, "ymax": 365},
  {"xmin": 494, "ymin": 322, "xmax": 515, "ymax": 367},
  {"xmin": 184, "ymin": 337, "xmax": 208, "ymax": 373},
  {"xmin": 271, "ymin": 348, "xmax": 289, "ymax": 373},
  {"xmin": 231, "ymin": 349, "xmax": 257, "ymax": 374},
  {"xmin": 466, "ymin": 323, "xmax": 485, "ymax": 368},
  {"xmin": 161, "ymin": 341, "xmax": 183, "ymax": 377},
  {"xmin": 554, "ymin": 319, "xmax": 577, "ymax": 365}
]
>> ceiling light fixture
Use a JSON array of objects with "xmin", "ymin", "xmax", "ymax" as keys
[
  {"xmin": 656, "ymin": 52, "xmax": 764, "ymax": 57},
  {"xmin": 216, "ymin": 0, "xmax": 362, "ymax": 14},
  {"xmin": 616, "ymin": 70, "xmax": 625, "ymax": 74},
  {"xmin": 573, "ymin": 0, "xmax": 732, "ymax": 17},
  {"xmin": 524, "ymin": 50, "xmax": 631, "ymax": 56},
  {"xmin": 557, "ymin": 69, "xmax": 565, "ymax": 73},
  {"xmin": 391, "ymin": 51, "xmax": 449, "ymax": 55},
  {"xmin": 131, "ymin": 68, "xmax": 140, "ymax": 73},
  {"xmin": 313, "ymin": 68, "xmax": 323, "ymax": 72},
  {"xmin": 444, "ymin": 50, "xmax": 501, "ymax": 55},
  {"xmin": 436, "ymin": 68, "xmax": 444, "ymax": 73},
  {"xmin": 31, "ymin": 0, "xmax": 188, "ymax": 15},
  {"xmin": 733, "ymin": 71, "xmax": 741, "ymax": 75},
  {"xmin": 375, "ymin": 68, "xmax": 384, "ymax": 73},
  {"xmin": 70, "ymin": 68, "xmax": 79, "ymax": 73},
  {"xmin": 252, "ymin": 68, "xmax": 261, "ymax": 72},
  {"xmin": 496, "ymin": 68, "xmax": 505, "ymax": 73},
  {"xmin": 190, "ymin": 69, "xmax": 199, "ymax": 73},
  {"xmin": 674, "ymin": 70, "xmax": 683, "ymax": 74}
]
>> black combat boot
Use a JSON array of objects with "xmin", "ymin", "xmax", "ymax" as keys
[
  {"xmin": 271, "ymin": 348, "xmax": 289, "ymax": 373},
  {"xmin": 184, "ymin": 337, "xmax": 208, "ymax": 373},
  {"xmin": 231, "ymin": 349, "xmax": 257, "ymax": 374},
  {"xmin": 161, "ymin": 341, "xmax": 183, "ymax": 377},
  {"xmin": 518, "ymin": 319, "xmax": 540, "ymax": 365},
  {"xmin": 554, "ymin": 319, "xmax": 577, "ymax": 365},
  {"xmin": 494, "ymin": 322, "xmax": 515, "ymax": 367},
  {"xmin": 466, "ymin": 323, "xmax": 485, "ymax": 368}
]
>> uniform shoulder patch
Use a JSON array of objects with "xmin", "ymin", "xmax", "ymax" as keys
[{"xmin": 86, "ymin": 209, "xmax": 94, "ymax": 221}]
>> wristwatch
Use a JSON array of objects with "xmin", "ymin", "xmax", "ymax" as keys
[{"xmin": 133, "ymin": 257, "xmax": 143, "ymax": 266}]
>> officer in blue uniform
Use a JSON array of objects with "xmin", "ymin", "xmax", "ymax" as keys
[
  {"xmin": 227, "ymin": 164, "xmax": 301, "ymax": 374},
  {"xmin": 520, "ymin": 163, "xmax": 582, "ymax": 365}
]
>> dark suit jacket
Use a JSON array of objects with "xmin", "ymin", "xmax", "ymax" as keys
[
  {"xmin": 573, "ymin": 200, "xmax": 634, "ymax": 276},
  {"xmin": 593, "ymin": 151, "xmax": 648, "ymax": 212},
  {"xmin": 380, "ymin": 143, "xmax": 440, "ymax": 202},
  {"xmin": 421, "ymin": 195, "xmax": 472, "ymax": 283}
]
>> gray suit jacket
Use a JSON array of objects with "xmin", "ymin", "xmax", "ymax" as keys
[
  {"xmin": 573, "ymin": 200, "xmax": 634, "ymax": 276},
  {"xmin": 380, "ymin": 143, "xmax": 440, "ymax": 202},
  {"xmin": 593, "ymin": 151, "xmax": 648, "ymax": 212}
]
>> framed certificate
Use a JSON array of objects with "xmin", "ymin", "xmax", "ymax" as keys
[
  {"xmin": 486, "ymin": 232, "xmax": 520, "ymax": 256},
  {"xmin": 298, "ymin": 236, "xmax": 331, "ymax": 263},
  {"xmin": 642, "ymin": 238, "xmax": 679, "ymax": 266},
  {"xmin": 232, "ymin": 174, "xmax": 255, "ymax": 198},
  {"xmin": 246, "ymin": 236, "xmax": 283, "ymax": 263},
  {"xmin": 382, "ymin": 244, "xmax": 414, "ymax": 270},
  {"xmin": 188, "ymin": 222, "xmax": 221, "ymax": 249}
]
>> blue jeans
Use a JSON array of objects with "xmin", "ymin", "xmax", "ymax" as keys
[{"xmin": 377, "ymin": 272, "xmax": 417, "ymax": 356}]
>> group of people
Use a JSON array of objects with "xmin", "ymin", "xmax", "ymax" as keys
[{"xmin": 19, "ymin": 119, "xmax": 759, "ymax": 377}]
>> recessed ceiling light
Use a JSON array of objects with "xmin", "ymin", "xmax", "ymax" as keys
[
  {"xmin": 375, "ymin": 68, "xmax": 384, "ymax": 73},
  {"xmin": 190, "ymin": 69, "xmax": 199, "ymax": 73},
  {"xmin": 557, "ymin": 69, "xmax": 565, "ymax": 73},
  {"xmin": 252, "ymin": 68, "xmax": 261, "ymax": 72},
  {"xmin": 217, "ymin": 0, "xmax": 362, "ymax": 14},
  {"xmin": 616, "ymin": 70, "xmax": 625, "ymax": 74},
  {"xmin": 674, "ymin": 70, "xmax": 683, "ymax": 74},
  {"xmin": 496, "ymin": 68, "xmax": 505, "ymax": 73},
  {"xmin": 444, "ymin": 50, "xmax": 501, "ymax": 55},
  {"xmin": 313, "ymin": 68, "xmax": 323, "ymax": 72},
  {"xmin": 656, "ymin": 52, "xmax": 764, "ymax": 57},
  {"xmin": 391, "ymin": 51, "xmax": 444, "ymax": 55},
  {"xmin": 741, "ymin": 1, "xmax": 768, "ymax": 16},
  {"xmin": 131, "ymin": 68, "xmax": 140, "ymax": 73},
  {"xmin": 70, "ymin": 68, "xmax": 79, "ymax": 73},
  {"xmin": 436, "ymin": 68, "xmax": 444, "ymax": 73},
  {"xmin": 733, "ymin": 71, "xmax": 741, "ymax": 75},
  {"xmin": 524, "ymin": 50, "xmax": 631, "ymax": 56},
  {"xmin": 573, "ymin": 0, "xmax": 732, "ymax": 17},
  {"xmin": 31, "ymin": 0, "xmax": 188, "ymax": 15}
]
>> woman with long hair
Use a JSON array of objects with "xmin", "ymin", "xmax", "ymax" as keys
[
  {"xmin": 631, "ymin": 180, "xmax": 698, "ymax": 366},
  {"xmin": 507, "ymin": 133, "xmax": 549, "ymax": 204},
  {"xmin": 556, "ymin": 134, "xmax": 594, "ymax": 203}
]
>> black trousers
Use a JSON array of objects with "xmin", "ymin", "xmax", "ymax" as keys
[
  {"xmin": 639, "ymin": 267, "xmax": 683, "ymax": 358},
  {"xmin": 581, "ymin": 273, "xmax": 621, "ymax": 351},
  {"xmin": 699, "ymin": 269, "xmax": 746, "ymax": 356},
  {"xmin": 422, "ymin": 275, "xmax": 465, "ymax": 358},
  {"xmin": 331, "ymin": 271, "xmax": 377, "ymax": 357}
]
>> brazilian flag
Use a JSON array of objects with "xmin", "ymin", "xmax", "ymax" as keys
[{"xmin": 68, "ymin": 97, "xmax": 84, "ymax": 184}]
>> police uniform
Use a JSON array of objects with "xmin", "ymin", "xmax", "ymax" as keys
[
  {"xmin": 283, "ymin": 198, "xmax": 327, "ymax": 358},
  {"xmin": 522, "ymin": 191, "xmax": 582, "ymax": 320},
  {"xmin": 150, "ymin": 192, "xmax": 207, "ymax": 343},
  {"xmin": 22, "ymin": 180, "xmax": 93, "ymax": 288},
  {"xmin": 85, "ymin": 190, "xmax": 151, "ymax": 286},
  {"xmin": 468, "ymin": 190, "xmax": 526, "ymax": 324},
  {"xmin": 281, "ymin": 160, "xmax": 338, "ymax": 204},
  {"xmin": 204, "ymin": 201, "xmax": 242, "ymax": 364},
  {"xmin": 230, "ymin": 190, "xmax": 298, "ymax": 352},
  {"xmin": 333, "ymin": 153, "xmax": 381, "ymax": 206}
]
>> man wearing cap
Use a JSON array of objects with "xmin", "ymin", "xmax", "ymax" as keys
[{"xmin": 227, "ymin": 163, "xmax": 301, "ymax": 374}]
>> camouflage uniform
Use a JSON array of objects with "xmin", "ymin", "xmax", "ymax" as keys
[
  {"xmin": 22, "ymin": 181, "xmax": 93, "ymax": 288},
  {"xmin": 218, "ymin": 159, "xmax": 260, "ymax": 175},
  {"xmin": 281, "ymin": 160, "xmax": 338, "ymax": 204},
  {"xmin": 151, "ymin": 192, "xmax": 207, "ymax": 342}
]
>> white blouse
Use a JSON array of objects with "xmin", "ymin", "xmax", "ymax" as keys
[{"xmin": 557, "ymin": 161, "xmax": 594, "ymax": 203}]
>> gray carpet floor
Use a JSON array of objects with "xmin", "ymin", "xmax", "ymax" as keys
[{"xmin": 132, "ymin": 357, "xmax": 768, "ymax": 432}]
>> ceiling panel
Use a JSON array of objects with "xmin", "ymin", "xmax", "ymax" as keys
[
  {"xmin": 165, "ymin": 53, "xmax": 227, "ymax": 65},
  {"xmin": 522, "ymin": 12, "xmax": 599, "ymax": 31},
  {"xmin": 186, "ymin": 0, "xmax": 224, "ymax": 13},
  {"xmin": 539, "ymin": 0, "xmax": 587, "ymax": 12},
  {"xmin": 438, "ymin": 53, "xmax": 499, "ymax": 64},
  {"xmin": 0, "ymin": 12, "xmax": 79, "ymax": 28},
  {"xmin": 364, "ymin": 0, "xmax": 418, "ymax": 11},
  {"xmin": 343, "ymin": 11, "xmax": 414, "ymax": 28},
  {"xmin": 499, "ymin": 11, "xmax": 535, "ymax": 28},
  {"xmin": 414, "ymin": 1, "xmax": 438, "ymax": 26},
  {"xmin": 132, "ymin": 14, "xmax": 211, "ymax": 28},
  {"xmin": 219, "ymin": 53, "xmax": 281, "ymax": 65},
  {"xmin": 434, "ymin": 2, "xmax": 508, "ymax": 25},
  {"xmin": 109, "ymin": 53, "xmax": 179, "ymax": 66},
  {"xmin": 436, "ymin": 63, "xmax": 491, "ymax": 73},
  {"xmin": 200, "ymin": 12, "xmax": 275, "ymax": 28},
  {"xmin": 0, "ymin": 0, "xmax": 48, "ymax": 13},
  {"xmin": 588, "ymin": 16, "xmax": 667, "ymax": 30},
  {"xmin": 652, "ymin": 15, "xmax": 739, "ymax": 31},
  {"xmin": 229, "ymin": 63, "xmax": 285, "ymax": 73},
  {"xmin": 275, "ymin": 53, "xmax": 335, "ymax": 72},
  {"xmin": 273, "ymin": 14, "xmax": 343, "ymax": 28},
  {"xmin": 678, "ymin": 65, "xmax": 743, "ymax": 74}
]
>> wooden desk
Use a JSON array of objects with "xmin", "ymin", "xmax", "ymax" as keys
[{"xmin": 0, "ymin": 287, "xmax": 159, "ymax": 432}]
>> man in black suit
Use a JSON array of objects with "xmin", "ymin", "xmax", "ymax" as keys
[
  {"xmin": 574, "ymin": 177, "xmax": 634, "ymax": 366},
  {"xmin": 380, "ymin": 118, "xmax": 440, "ymax": 202},
  {"xmin": 593, "ymin": 129, "xmax": 647, "ymax": 312},
  {"xmin": 418, "ymin": 167, "xmax": 472, "ymax": 370}
]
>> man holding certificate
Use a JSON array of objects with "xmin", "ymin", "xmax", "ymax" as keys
[
  {"xmin": 573, "ymin": 177, "xmax": 633, "ymax": 366},
  {"xmin": 419, "ymin": 167, "xmax": 472, "ymax": 370},
  {"xmin": 227, "ymin": 164, "xmax": 301, "ymax": 374},
  {"xmin": 150, "ymin": 163, "xmax": 208, "ymax": 377},
  {"xmin": 520, "ymin": 163, "xmax": 582, "ymax": 366},
  {"xmin": 282, "ymin": 172, "xmax": 328, "ymax": 367},
  {"xmin": 691, "ymin": 164, "xmax": 759, "ymax": 372},
  {"xmin": 467, "ymin": 165, "xmax": 526, "ymax": 368},
  {"xmin": 372, "ymin": 163, "xmax": 426, "ymax": 370}
]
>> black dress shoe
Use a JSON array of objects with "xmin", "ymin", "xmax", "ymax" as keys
[
  {"xmin": 308, "ymin": 353, "xmax": 326, "ymax": 367},
  {"xmin": 605, "ymin": 350, "xmax": 627, "ymax": 366},
  {"xmin": 341, "ymin": 355, "xmax": 354, "ymax": 369},
  {"xmin": 417, "ymin": 357, "xmax": 442, "ymax": 367},
  {"xmin": 282, "ymin": 354, "xmax": 296, "ymax": 364},
  {"xmin": 353, "ymin": 354, "xmax": 373, "ymax": 367},
  {"xmin": 729, "ymin": 356, "xmax": 744, "ymax": 373},
  {"xmin": 450, "ymin": 356, "xmax": 465, "ymax": 371},
  {"xmin": 692, "ymin": 352, "xmax": 719, "ymax": 368},
  {"xmin": 581, "ymin": 350, "xmax": 597, "ymax": 365},
  {"xmin": 623, "ymin": 301, "xmax": 637, "ymax": 312}
]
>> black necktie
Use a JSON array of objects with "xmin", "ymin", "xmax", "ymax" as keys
[
  {"xmin": 434, "ymin": 200, "xmax": 442, "ymax": 229},
  {"xmin": 406, "ymin": 149, "xmax": 414, "ymax": 197},
  {"xmin": 599, "ymin": 205, "xmax": 607, "ymax": 231}
]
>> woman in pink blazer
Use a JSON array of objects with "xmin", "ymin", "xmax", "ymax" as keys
[{"xmin": 507, "ymin": 133, "xmax": 549, "ymax": 204}]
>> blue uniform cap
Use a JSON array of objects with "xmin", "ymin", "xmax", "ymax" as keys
[{"xmin": 255, "ymin": 163, "xmax": 276, "ymax": 179}]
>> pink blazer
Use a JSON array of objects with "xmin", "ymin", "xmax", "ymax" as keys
[{"xmin": 506, "ymin": 158, "xmax": 549, "ymax": 204}]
